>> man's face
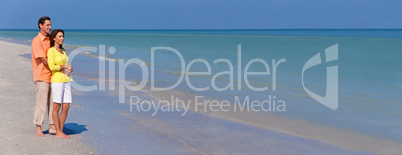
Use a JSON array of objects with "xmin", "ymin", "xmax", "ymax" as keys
[{"xmin": 39, "ymin": 20, "xmax": 51, "ymax": 34}]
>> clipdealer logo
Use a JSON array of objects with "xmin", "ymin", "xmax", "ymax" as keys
[
  {"xmin": 302, "ymin": 44, "xmax": 339, "ymax": 110},
  {"xmin": 67, "ymin": 43, "xmax": 339, "ymax": 114}
]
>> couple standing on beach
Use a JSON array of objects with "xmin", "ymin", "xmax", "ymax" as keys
[{"xmin": 31, "ymin": 16, "xmax": 73, "ymax": 139}]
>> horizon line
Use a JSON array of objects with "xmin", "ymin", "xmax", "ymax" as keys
[{"xmin": 1, "ymin": 28, "xmax": 402, "ymax": 31}]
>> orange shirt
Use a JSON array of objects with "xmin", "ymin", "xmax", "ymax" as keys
[{"xmin": 31, "ymin": 32, "xmax": 52, "ymax": 83}]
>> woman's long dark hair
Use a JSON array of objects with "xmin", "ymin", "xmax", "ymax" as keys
[{"xmin": 49, "ymin": 29, "xmax": 64, "ymax": 49}]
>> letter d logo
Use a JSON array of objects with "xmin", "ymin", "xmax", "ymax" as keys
[{"xmin": 302, "ymin": 44, "xmax": 338, "ymax": 110}]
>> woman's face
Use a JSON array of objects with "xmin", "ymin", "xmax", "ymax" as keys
[{"xmin": 54, "ymin": 32, "xmax": 64, "ymax": 46}]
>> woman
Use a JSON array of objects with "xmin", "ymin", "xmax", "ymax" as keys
[{"xmin": 47, "ymin": 29, "xmax": 73, "ymax": 139}]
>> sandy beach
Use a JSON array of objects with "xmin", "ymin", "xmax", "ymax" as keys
[
  {"xmin": 2, "ymin": 39, "xmax": 402, "ymax": 154},
  {"xmin": 0, "ymin": 40, "xmax": 366, "ymax": 154},
  {"xmin": 0, "ymin": 40, "xmax": 95, "ymax": 154}
]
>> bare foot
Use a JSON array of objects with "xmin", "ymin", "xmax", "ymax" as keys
[
  {"xmin": 36, "ymin": 125, "xmax": 44, "ymax": 137},
  {"xmin": 35, "ymin": 131, "xmax": 45, "ymax": 137},
  {"xmin": 56, "ymin": 133, "xmax": 70, "ymax": 139},
  {"xmin": 49, "ymin": 129, "xmax": 57, "ymax": 135},
  {"xmin": 49, "ymin": 125, "xmax": 56, "ymax": 134}
]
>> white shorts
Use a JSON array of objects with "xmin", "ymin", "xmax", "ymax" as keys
[{"xmin": 51, "ymin": 82, "xmax": 72, "ymax": 104}]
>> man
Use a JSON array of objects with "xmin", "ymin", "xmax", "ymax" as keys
[{"xmin": 31, "ymin": 16, "xmax": 56, "ymax": 137}]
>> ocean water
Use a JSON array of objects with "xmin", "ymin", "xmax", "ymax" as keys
[{"xmin": 1, "ymin": 29, "xmax": 401, "ymax": 151}]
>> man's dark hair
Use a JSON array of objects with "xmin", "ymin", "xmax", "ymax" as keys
[{"xmin": 38, "ymin": 16, "xmax": 51, "ymax": 29}]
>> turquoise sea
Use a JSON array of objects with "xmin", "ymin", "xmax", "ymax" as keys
[{"xmin": 1, "ymin": 29, "xmax": 401, "ymax": 153}]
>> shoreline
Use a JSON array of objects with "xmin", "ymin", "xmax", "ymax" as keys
[
  {"xmin": 146, "ymin": 86, "xmax": 402, "ymax": 154},
  {"xmin": 68, "ymin": 82, "xmax": 367, "ymax": 154}
]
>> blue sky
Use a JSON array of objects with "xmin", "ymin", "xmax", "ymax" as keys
[{"xmin": 0, "ymin": 0, "xmax": 401, "ymax": 29}]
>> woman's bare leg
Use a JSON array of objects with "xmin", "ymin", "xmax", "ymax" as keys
[
  {"xmin": 53, "ymin": 102, "xmax": 69, "ymax": 139},
  {"xmin": 52, "ymin": 103, "xmax": 61, "ymax": 134},
  {"xmin": 60, "ymin": 103, "xmax": 70, "ymax": 132}
]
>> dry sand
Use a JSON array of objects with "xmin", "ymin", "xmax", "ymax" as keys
[{"xmin": 0, "ymin": 40, "xmax": 96, "ymax": 154}]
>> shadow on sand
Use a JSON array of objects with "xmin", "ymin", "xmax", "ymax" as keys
[{"xmin": 43, "ymin": 123, "xmax": 88, "ymax": 135}]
